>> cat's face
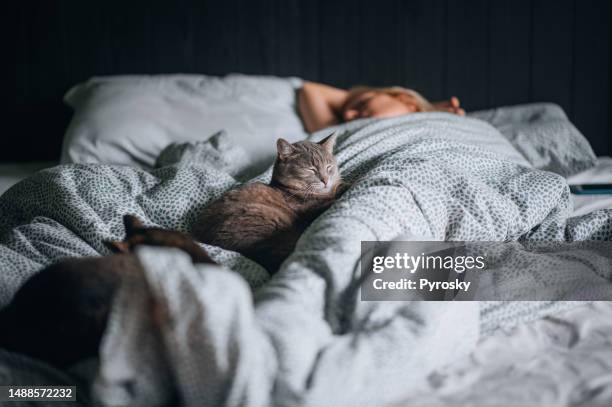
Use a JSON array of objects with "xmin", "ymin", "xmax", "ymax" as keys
[{"xmin": 272, "ymin": 133, "xmax": 340, "ymax": 197}]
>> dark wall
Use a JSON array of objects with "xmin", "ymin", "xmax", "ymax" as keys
[{"xmin": 6, "ymin": 0, "xmax": 612, "ymax": 162}]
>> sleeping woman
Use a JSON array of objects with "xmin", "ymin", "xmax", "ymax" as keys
[{"xmin": 297, "ymin": 81, "xmax": 465, "ymax": 133}]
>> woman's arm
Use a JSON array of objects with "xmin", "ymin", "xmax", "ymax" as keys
[{"xmin": 298, "ymin": 82, "xmax": 349, "ymax": 133}]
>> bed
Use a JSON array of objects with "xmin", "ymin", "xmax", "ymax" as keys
[{"xmin": 1, "ymin": 74, "xmax": 612, "ymax": 407}]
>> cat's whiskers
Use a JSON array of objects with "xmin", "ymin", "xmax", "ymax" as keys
[
  {"xmin": 285, "ymin": 187, "xmax": 307, "ymax": 200},
  {"xmin": 305, "ymin": 182, "xmax": 320, "ymax": 200},
  {"xmin": 301, "ymin": 185, "xmax": 312, "ymax": 201}
]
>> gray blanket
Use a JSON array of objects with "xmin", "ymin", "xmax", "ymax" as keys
[{"xmin": 0, "ymin": 107, "xmax": 610, "ymax": 406}]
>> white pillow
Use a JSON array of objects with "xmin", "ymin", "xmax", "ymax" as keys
[{"xmin": 61, "ymin": 74, "xmax": 307, "ymax": 172}]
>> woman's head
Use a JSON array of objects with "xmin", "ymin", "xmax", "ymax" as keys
[{"xmin": 341, "ymin": 86, "xmax": 433, "ymax": 121}]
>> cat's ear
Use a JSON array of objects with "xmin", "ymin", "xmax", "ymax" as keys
[
  {"xmin": 318, "ymin": 132, "xmax": 337, "ymax": 153},
  {"xmin": 123, "ymin": 214, "xmax": 144, "ymax": 236},
  {"xmin": 277, "ymin": 138, "xmax": 296, "ymax": 160},
  {"xmin": 104, "ymin": 240, "xmax": 130, "ymax": 254}
]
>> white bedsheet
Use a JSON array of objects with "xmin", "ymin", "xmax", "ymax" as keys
[{"xmin": 400, "ymin": 301, "xmax": 612, "ymax": 406}]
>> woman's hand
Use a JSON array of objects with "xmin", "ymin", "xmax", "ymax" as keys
[
  {"xmin": 298, "ymin": 82, "xmax": 349, "ymax": 133},
  {"xmin": 432, "ymin": 97, "xmax": 465, "ymax": 116}
]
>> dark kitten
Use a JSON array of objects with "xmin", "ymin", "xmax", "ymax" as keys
[
  {"xmin": 0, "ymin": 215, "xmax": 213, "ymax": 367},
  {"xmin": 0, "ymin": 254, "xmax": 136, "ymax": 367},
  {"xmin": 193, "ymin": 133, "xmax": 342, "ymax": 273}
]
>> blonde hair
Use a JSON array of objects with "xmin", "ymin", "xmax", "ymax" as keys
[{"xmin": 343, "ymin": 86, "xmax": 434, "ymax": 113}]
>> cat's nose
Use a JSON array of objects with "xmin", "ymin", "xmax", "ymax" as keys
[{"xmin": 321, "ymin": 174, "xmax": 330, "ymax": 187}]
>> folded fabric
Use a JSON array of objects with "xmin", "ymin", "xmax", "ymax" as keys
[{"xmin": 469, "ymin": 103, "xmax": 597, "ymax": 177}]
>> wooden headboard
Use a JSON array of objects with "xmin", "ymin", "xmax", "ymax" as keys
[{"xmin": 6, "ymin": 0, "xmax": 611, "ymax": 161}]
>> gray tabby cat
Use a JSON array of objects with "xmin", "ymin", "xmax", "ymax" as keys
[
  {"xmin": 0, "ymin": 135, "xmax": 342, "ymax": 367},
  {"xmin": 193, "ymin": 133, "xmax": 342, "ymax": 273}
]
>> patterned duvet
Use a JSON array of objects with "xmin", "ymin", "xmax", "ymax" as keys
[{"xmin": 0, "ymin": 107, "xmax": 611, "ymax": 406}]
